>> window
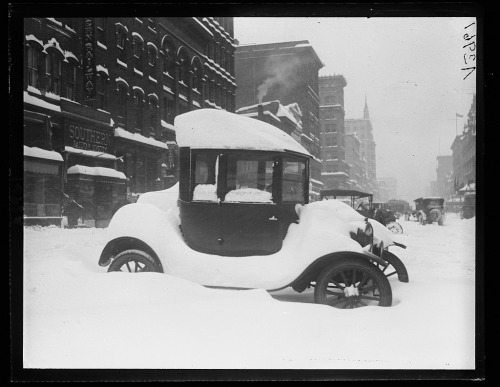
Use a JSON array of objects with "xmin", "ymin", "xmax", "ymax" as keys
[
  {"xmin": 134, "ymin": 90, "xmax": 144, "ymax": 130},
  {"xmin": 178, "ymin": 51, "xmax": 189, "ymax": 84},
  {"xmin": 133, "ymin": 37, "xmax": 143, "ymax": 71},
  {"xmin": 96, "ymin": 18, "xmax": 106, "ymax": 44},
  {"xmin": 223, "ymin": 154, "xmax": 274, "ymax": 203},
  {"xmin": 148, "ymin": 44, "xmax": 157, "ymax": 78},
  {"xmin": 163, "ymin": 40, "xmax": 175, "ymax": 76},
  {"xmin": 192, "ymin": 152, "xmax": 219, "ymax": 202},
  {"xmin": 45, "ymin": 53, "xmax": 61, "ymax": 94},
  {"xmin": 149, "ymin": 95, "xmax": 158, "ymax": 135},
  {"xmin": 282, "ymin": 158, "xmax": 307, "ymax": 203},
  {"xmin": 63, "ymin": 63, "xmax": 77, "ymax": 100},
  {"xmin": 117, "ymin": 85, "xmax": 127, "ymax": 118},
  {"xmin": 163, "ymin": 95, "xmax": 174, "ymax": 124},
  {"xmin": 116, "ymin": 27, "xmax": 127, "ymax": 62},
  {"xmin": 96, "ymin": 75, "xmax": 107, "ymax": 110},
  {"xmin": 192, "ymin": 60, "xmax": 202, "ymax": 91},
  {"xmin": 27, "ymin": 46, "xmax": 40, "ymax": 88}
]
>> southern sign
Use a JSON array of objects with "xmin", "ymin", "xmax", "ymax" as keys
[{"xmin": 65, "ymin": 122, "xmax": 112, "ymax": 153}]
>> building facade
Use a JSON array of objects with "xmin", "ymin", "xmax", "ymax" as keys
[
  {"xmin": 234, "ymin": 40, "xmax": 324, "ymax": 200},
  {"xmin": 436, "ymin": 155, "xmax": 453, "ymax": 199},
  {"xmin": 451, "ymin": 93, "xmax": 476, "ymax": 192},
  {"xmin": 377, "ymin": 176, "xmax": 398, "ymax": 202},
  {"xmin": 344, "ymin": 98, "xmax": 377, "ymax": 195},
  {"xmin": 23, "ymin": 17, "xmax": 236, "ymax": 227},
  {"xmin": 344, "ymin": 133, "xmax": 367, "ymax": 191},
  {"xmin": 318, "ymin": 75, "xmax": 349, "ymax": 189}
]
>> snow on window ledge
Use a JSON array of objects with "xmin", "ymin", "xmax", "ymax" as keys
[
  {"xmin": 193, "ymin": 184, "xmax": 218, "ymax": 202},
  {"xmin": 117, "ymin": 59, "xmax": 127, "ymax": 68},
  {"xmin": 97, "ymin": 41, "xmax": 107, "ymax": 50},
  {"xmin": 45, "ymin": 91, "xmax": 61, "ymax": 101},
  {"xmin": 149, "ymin": 76, "xmax": 157, "ymax": 83},
  {"xmin": 224, "ymin": 188, "xmax": 273, "ymax": 204},
  {"xmin": 27, "ymin": 85, "xmax": 41, "ymax": 95},
  {"xmin": 134, "ymin": 68, "xmax": 144, "ymax": 76}
]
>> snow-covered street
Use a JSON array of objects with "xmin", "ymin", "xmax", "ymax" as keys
[{"xmin": 22, "ymin": 212, "xmax": 476, "ymax": 370}]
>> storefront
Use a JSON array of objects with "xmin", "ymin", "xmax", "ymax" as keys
[
  {"xmin": 23, "ymin": 145, "xmax": 64, "ymax": 226},
  {"xmin": 66, "ymin": 165, "xmax": 127, "ymax": 228}
]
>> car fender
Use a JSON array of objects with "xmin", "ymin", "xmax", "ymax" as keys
[
  {"xmin": 281, "ymin": 250, "xmax": 388, "ymax": 293},
  {"xmin": 100, "ymin": 202, "xmax": 179, "ymax": 271}
]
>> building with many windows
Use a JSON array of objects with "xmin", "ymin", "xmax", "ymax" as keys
[
  {"xmin": 234, "ymin": 40, "xmax": 324, "ymax": 200},
  {"xmin": 318, "ymin": 75, "xmax": 349, "ymax": 189},
  {"xmin": 23, "ymin": 17, "xmax": 236, "ymax": 227},
  {"xmin": 344, "ymin": 97, "xmax": 377, "ymax": 195}
]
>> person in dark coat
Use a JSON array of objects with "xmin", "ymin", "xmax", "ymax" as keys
[{"xmin": 62, "ymin": 194, "xmax": 84, "ymax": 228}]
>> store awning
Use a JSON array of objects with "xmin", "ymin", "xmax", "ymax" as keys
[
  {"xmin": 67, "ymin": 164, "xmax": 127, "ymax": 180},
  {"xmin": 114, "ymin": 127, "xmax": 169, "ymax": 150},
  {"xmin": 64, "ymin": 146, "xmax": 118, "ymax": 160},
  {"xmin": 24, "ymin": 160, "xmax": 61, "ymax": 175},
  {"xmin": 24, "ymin": 146, "xmax": 63, "ymax": 162}
]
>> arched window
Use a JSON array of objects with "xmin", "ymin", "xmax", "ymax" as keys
[
  {"xmin": 148, "ymin": 94, "xmax": 158, "ymax": 136},
  {"xmin": 63, "ymin": 61, "xmax": 77, "ymax": 100},
  {"xmin": 178, "ymin": 49, "xmax": 189, "ymax": 85},
  {"xmin": 45, "ymin": 52, "xmax": 62, "ymax": 94},
  {"xmin": 147, "ymin": 43, "xmax": 157, "ymax": 78},
  {"xmin": 116, "ymin": 26, "xmax": 127, "ymax": 63},
  {"xmin": 26, "ymin": 45, "xmax": 41, "ymax": 88},
  {"xmin": 220, "ymin": 46, "xmax": 226, "ymax": 68},
  {"xmin": 133, "ymin": 89, "xmax": 144, "ymax": 131},
  {"xmin": 133, "ymin": 35, "xmax": 143, "ymax": 72},
  {"xmin": 162, "ymin": 39, "xmax": 175, "ymax": 77},
  {"xmin": 117, "ymin": 83, "xmax": 128, "ymax": 119},
  {"xmin": 191, "ymin": 57, "xmax": 203, "ymax": 92}
]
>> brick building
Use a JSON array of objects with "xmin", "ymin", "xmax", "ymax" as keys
[
  {"xmin": 234, "ymin": 41, "xmax": 324, "ymax": 200},
  {"xmin": 23, "ymin": 17, "xmax": 236, "ymax": 227},
  {"xmin": 318, "ymin": 75, "xmax": 349, "ymax": 189}
]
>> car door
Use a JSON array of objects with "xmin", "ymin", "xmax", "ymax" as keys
[{"xmin": 219, "ymin": 152, "xmax": 282, "ymax": 256}]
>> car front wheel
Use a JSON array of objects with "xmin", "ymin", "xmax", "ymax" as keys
[
  {"xmin": 314, "ymin": 258, "xmax": 392, "ymax": 308},
  {"xmin": 107, "ymin": 249, "xmax": 162, "ymax": 273}
]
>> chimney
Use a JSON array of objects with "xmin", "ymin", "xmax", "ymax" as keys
[{"xmin": 258, "ymin": 104, "xmax": 264, "ymax": 121}]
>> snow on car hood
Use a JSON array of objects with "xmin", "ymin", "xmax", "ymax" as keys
[{"xmin": 105, "ymin": 187, "xmax": 397, "ymax": 290}]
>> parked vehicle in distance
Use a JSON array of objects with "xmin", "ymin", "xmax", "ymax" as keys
[
  {"xmin": 414, "ymin": 197, "xmax": 445, "ymax": 225},
  {"xmin": 460, "ymin": 193, "xmax": 476, "ymax": 219},
  {"xmin": 320, "ymin": 190, "xmax": 404, "ymax": 235},
  {"xmin": 98, "ymin": 109, "xmax": 409, "ymax": 309},
  {"xmin": 387, "ymin": 199, "xmax": 411, "ymax": 219}
]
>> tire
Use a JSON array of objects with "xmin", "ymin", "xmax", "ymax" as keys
[
  {"xmin": 375, "ymin": 250, "xmax": 409, "ymax": 282},
  {"xmin": 314, "ymin": 258, "xmax": 392, "ymax": 308},
  {"xmin": 386, "ymin": 221, "xmax": 403, "ymax": 234},
  {"xmin": 108, "ymin": 249, "xmax": 162, "ymax": 273}
]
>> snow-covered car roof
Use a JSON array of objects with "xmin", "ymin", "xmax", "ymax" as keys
[{"xmin": 174, "ymin": 108, "xmax": 311, "ymax": 157}]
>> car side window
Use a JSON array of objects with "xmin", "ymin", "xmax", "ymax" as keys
[
  {"xmin": 192, "ymin": 153, "xmax": 219, "ymax": 202},
  {"xmin": 223, "ymin": 154, "xmax": 274, "ymax": 203},
  {"xmin": 282, "ymin": 157, "xmax": 306, "ymax": 203}
]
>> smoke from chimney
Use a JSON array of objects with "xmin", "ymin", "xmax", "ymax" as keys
[{"xmin": 255, "ymin": 56, "xmax": 301, "ymax": 104}]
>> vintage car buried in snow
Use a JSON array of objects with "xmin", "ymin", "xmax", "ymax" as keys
[{"xmin": 99, "ymin": 109, "xmax": 409, "ymax": 309}]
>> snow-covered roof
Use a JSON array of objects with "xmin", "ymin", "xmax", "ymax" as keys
[
  {"xmin": 114, "ymin": 128, "xmax": 169, "ymax": 150},
  {"xmin": 24, "ymin": 92, "xmax": 61, "ymax": 112},
  {"xmin": 174, "ymin": 109, "xmax": 311, "ymax": 156},
  {"xmin": 24, "ymin": 146, "xmax": 63, "ymax": 162},
  {"xmin": 67, "ymin": 165, "xmax": 126, "ymax": 180}
]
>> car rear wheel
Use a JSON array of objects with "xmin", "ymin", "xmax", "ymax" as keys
[
  {"xmin": 108, "ymin": 249, "xmax": 162, "ymax": 273},
  {"xmin": 314, "ymin": 258, "xmax": 392, "ymax": 308}
]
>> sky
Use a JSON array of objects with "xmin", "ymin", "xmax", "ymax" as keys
[
  {"xmin": 20, "ymin": 207, "xmax": 476, "ymax": 373},
  {"xmin": 233, "ymin": 17, "xmax": 477, "ymax": 202}
]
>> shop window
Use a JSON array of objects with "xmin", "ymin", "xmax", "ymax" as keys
[
  {"xmin": 24, "ymin": 171, "xmax": 61, "ymax": 217},
  {"xmin": 45, "ymin": 53, "xmax": 62, "ymax": 94},
  {"xmin": 27, "ymin": 45, "xmax": 40, "ymax": 88},
  {"xmin": 96, "ymin": 75, "xmax": 107, "ymax": 110},
  {"xmin": 96, "ymin": 18, "xmax": 106, "ymax": 44},
  {"xmin": 282, "ymin": 158, "xmax": 307, "ymax": 203}
]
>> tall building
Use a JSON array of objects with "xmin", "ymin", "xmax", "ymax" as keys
[
  {"xmin": 234, "ymin": 40, "xmax": 324, "ymax": 200},
  {"xmin": 318, "ymin": 75, "xmax": 349, "ymax": 189},
  {"xmin": 377, "ymin": 176, "xmax": 398, "ymax": 201},
  {"xmin": 436, "ymin": 155, "xmax": 453, "ymax": 199},
  {"xmin": 23, "ymin": 17, "xmax": 236, "ymax": 227},
  {"xmin": 344, "ymin": 133, "xmax": 366, "ymax": 191},
  {"xmin": 451, "ymin": 93, "xmax": 476, "ymax": 191},
  {"xmin": 344, "ymin": 97, "xmax": 377, "ymax": 194}
]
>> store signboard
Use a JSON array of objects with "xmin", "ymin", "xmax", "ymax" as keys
[
  {"xmin": 83, "ymin": 18, "xmax": 96, "ymax": 101},
  {"xmin": 65, "ymin": 121, "xmax": 112, "ymax": 153}
]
